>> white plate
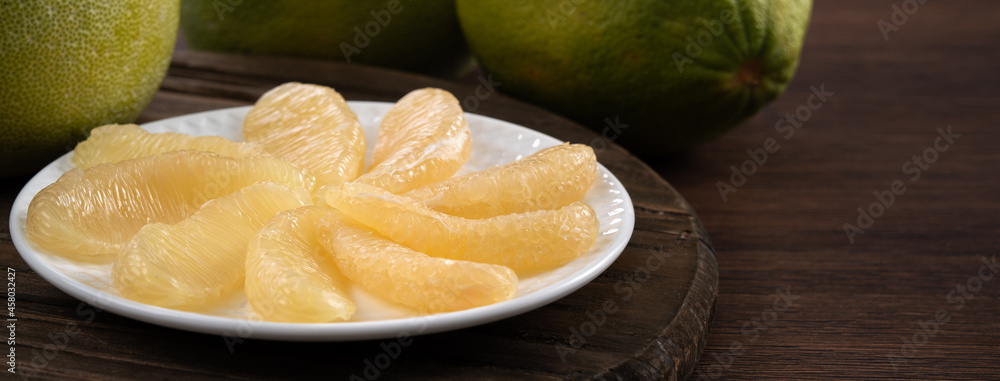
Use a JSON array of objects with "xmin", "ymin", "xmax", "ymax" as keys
[{"xmin": 9, "ymin": 102, "xmax": 635, "ymax": 341}]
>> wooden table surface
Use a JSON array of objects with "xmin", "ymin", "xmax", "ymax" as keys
[
  {"xmin": 3, "ymin": 0, "xmax": 999, "ymax": 379},
  {"xmin": 664, "ymin": 1, "xmax": 1000, "ymax": 379}
]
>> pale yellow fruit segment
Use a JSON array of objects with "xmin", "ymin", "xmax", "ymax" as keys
[
  {"xmin": 404, "ymin": 143, "xmax": 597, "ymax": 219},
  {"xmin": 114, "ymin": 183, "xmax": 312, "ymax": 310},
  {"xmin": 246, "ymin": 206, "xmax": 356, "ymax": 322},
  {"xmin": 25, "ymin": 84, "xmax": 605, "ymax": 317},
  {"xmin": 318, "ymin": 212, "xmax": 517, "ymax": 313},
  {"xmin": 354, "ymin": 88, "xmax": 472, "ymax": 194},
  {"xmin": 243, "ymin": 82, "xmax": 366, "ymax": 190},
  {"xmin": 72, "ymin": 124, "xmax": 264, "ymax": 169},
  {"xmin": 26, "ymin": 151, "xmax": 314, "ymax": 258},
  {"xmin": 327, "ymin": 183, "xmax": 599, "ymax": 273}
]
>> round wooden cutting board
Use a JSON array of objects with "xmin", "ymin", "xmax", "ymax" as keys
[{"xmin": 20, "ymin": 51, "xmax": 718, "ymax": 380}]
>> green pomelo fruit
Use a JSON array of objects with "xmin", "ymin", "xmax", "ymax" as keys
[
  {"xmin": 0, "ymin": 1, "xmax": 179, "ymax": 178},
  {"xmin": 456, "ymin": 0, "xmax": 811, "ymax": 156},
  {"xmin": 180, "ymin": 0, "xmax": 471, "ymax": 77}
]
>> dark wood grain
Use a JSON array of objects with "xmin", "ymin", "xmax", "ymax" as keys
[
  {"xmin": 4, "ymin": 0, "xmax": 999, "ymax": 379},
  {"xmin": 0, "ymin": 53, "xmax": 716, "ymax": 380},
  {"xmin": 656, "ymin": 1, "xmax": 1000, "ymax": 380}
]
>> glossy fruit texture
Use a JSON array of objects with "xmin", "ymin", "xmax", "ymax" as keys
[
  {"xmin": 114, "ymin": 183, "xmax": 311, "ymax": 310},
  {"xmin": 456, "ymin": 0, "xmax": 811, "ymax": 155},
  {"xmin": 0, "ymin": 0, "xmax": 179, "ymax": 177},
  {"xmin": 72, "ymin": 124, "xmax": 263, "ymax": 169},
  {"xmin": 26, "ymin": 151, "xmax": 314, "ymax": 257},
  {"xmin": 318, "ymin": 212, "xmax": 517, "ymax": 313},
  {"xmin": 246, "ymin": 206, "xmax": 356, "ymax": 322},
  {"xmin": 355, "ymin": 88, "xmax": 472, "ymax": 194},
  {"xmin": 243, "ymin": 82, "xmax": 366, "ymax": 193},
  {"xmin": 404, "ymin": 143, "xmax": 597, "ymax": 219},
  {"xmin": 326, "ymin": 183, "xmax": 599, "ymax": 273}
]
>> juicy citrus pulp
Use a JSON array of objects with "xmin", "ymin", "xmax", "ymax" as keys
[
  {"xmin": 243, "ymin": 82, "xmax": 366, "ymax": 192},
  {"xmin": 404, "ymin": 143, "xmax": 597, "ymax": 218},
  {"xmin": 246, "ymin": 206, "xmax": 356, "ymax": 322},
  {"xmin": 327, "ymin": 183, "xmax": 599, "ymax": 273},
  {"xmin": 26, "ymin": 83, "xmax": 603, "ymax": 319},
  {"xmin": 354, "ymin": 88, "xmax": 472, "ymax": 194},
  {"xmin": 113, "ymin": 183, "xmax": 312, "ymax": 310},
  {"xmin": 72, "ymin": 124, "xmax": 263, "ymax": 169},
  {"xmin": 26, "ymin": 150, "xmax": 314, "ymax": 257},
  {"xmin": 318, "ymin": 212, "xmax": 517, "ymax": 313}
]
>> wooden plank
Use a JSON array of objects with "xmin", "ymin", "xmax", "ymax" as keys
[{"xmin": 1, "ymin": 50, "xmax": 716, "ymax": 380}]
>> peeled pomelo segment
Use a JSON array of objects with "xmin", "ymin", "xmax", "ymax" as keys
[
  {"xmin": 113, "ymin": 183, "xmax": 312, "ymax": 310},
  {"xmin": 354, "ymin": 88, "xmax": 472, "ymax": 194},
  {"xmin": 25, "ymin": 150, "xmax": 314, "ymax": 257},
  {"xmin": 368, "ymin": 88, "xmax": 469, "ymax": 167},
  {"xmin": 72, "ymin": 124, "xmax": 264, "ymax": 169},
  {"xmin": 318, "ymin": 212, "xmax": 517, "ymax": 313},
  {"xmin": 326, "ymin": 183, "xmax": 599, "ymax": 273},
  {"xmin": 243, "ymin": 82, "xmax": 366, "ymax": 190},
  {"xmin": 246, "ymin": 206, "xmax": 356, "ymax": 322},
  {"xmin": 403, "ymin": 143, "xmax": 597, "ymax": 219}
]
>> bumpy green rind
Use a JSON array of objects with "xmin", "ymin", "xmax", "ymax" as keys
[
  {"xmin": 0, "ymin": 1, "xmax": 179, "ymax": 178},
  {"xmin": 456, "ymin": 0, "xmax": 812, "ymax": 155},
  {"xmin": 179, "ymin": 0, "xmax": 471, "ymax": 77}
]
